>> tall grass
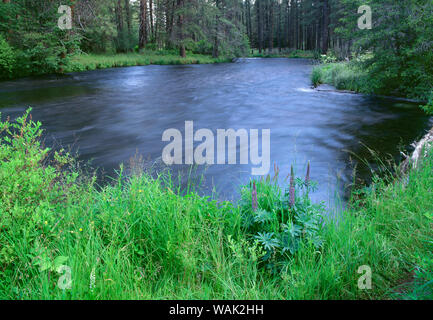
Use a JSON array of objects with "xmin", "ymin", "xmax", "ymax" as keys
[
  {"xmin": 248, "ymin": 49, "xmax": 318, "ymax": 59},
  {"xmin": 311, "ymin": 62, "xmax": 371, "ymax": 93},
  {"xmin": 65, "ymin": 51, "xmax": 232, "ymax": 73},
  {"xmin": 1, "ymin": 110, "xmax": 432, "ymax": 299}
]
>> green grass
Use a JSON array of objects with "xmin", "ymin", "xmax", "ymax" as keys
[
  {"xmin": 311, "ymin": 61, "xmax": 372, "ymax": 93},
  {"xmin": 248, "ymin": 49, "xmax": 318, "ymax": 59},
  {"xmin": 65, "ymin": 50, "xmax": 316, "ymax": 74},
  {"xmin": 1, "ymin": 110, "xmax": 432, "ymax": 299},
  {"xmin": 311, "ymin": 58, "xmax": 433, "ymax": 115},
  {"xmin": 65, "ymin": 51, "xmax": 232, "ymax": 73}
]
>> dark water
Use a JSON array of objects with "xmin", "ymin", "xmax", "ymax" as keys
[{"xmin": 0, "ymin": 58, "xmax": 431, "ymax": 205}]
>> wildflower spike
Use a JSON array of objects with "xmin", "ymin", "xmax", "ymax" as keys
[
  {"xmin": 305, "ymin": 161, "xmax": 310, "ymax": 186},
  {"xmin": 289, "ymin": 165, "xmax": 295, "ymax": 207},
  {"xmin": 252, "ymin": 181, "xmax": 258, "ymax": 212}
]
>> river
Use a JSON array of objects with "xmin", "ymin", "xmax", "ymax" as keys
[{"xmin": 0, "ymin": 58, "xmax": 431, "ymax": 205}]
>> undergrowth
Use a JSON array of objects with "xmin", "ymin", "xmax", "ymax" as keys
[{"xmin": 0, "ymin": 110, "xmax": 432, "ymax": 300}]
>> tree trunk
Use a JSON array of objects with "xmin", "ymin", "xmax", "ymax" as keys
[
  {"xmin": 166, "ymin": 0, "xmax": 174, "ymax": 48},
  {"xmin": 278, "ymin": 2, "xmax": 282, "ymax": 52},
  {"xmin": 245, "ymin": 0, "xmax": 252, "ymax": 41},
  {"xmin": 115, "ymin": 0, "xmax": 125, "ymax": 52},
  {"xmin": 292, "ymin": 0, "xmax": 297, "ymax": 49},
  {"xmin": 269, "ymin": 0, "xmax": 274, "ymax": 52},
  {"xmin": 285, "ymin": 0, "xmax": 290, "ymax": 48},
  {"xmin": 124, "ymin": 0, "xmax": 132, "ymax": 51},
  {"xmin": 177, "ymin": 0, "xmax": 186, "ymax": 57},
  {"xmin": 139, "ymin": 0, "xmax": 148, "ymax": 49},
  {"xmin": 149, "ymin": 0, "xmax": 154, "ymax": 40},
  {"xmin": 321, "ymin": 0, "xmax": 329, "ymax": 54},
  {"xmin": 212, "ymin": 0, "xmax": 220, "ymax": 58},
  {"xmin": 257, "ymin": 0, "xmax": 263, "ymax": 53}
]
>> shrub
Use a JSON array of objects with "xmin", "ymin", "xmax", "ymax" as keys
[
  {"xmin": 421, "ymin": 90, "xmax": 433, "ymax": 115},
  {"xmin": 0, "ymin": 34, "xmax": 16, "ymax": 79},
  {"xmin": 311, "ymin": 67, "xmax": 323, "ymax": 87},
  {"xmin": 0, "ymin": 109, "xmax": 78, "ymax": 273},
  {"xmin": 311, "ymin": 61, "xmax": 373, "ymax": 94},
  {"xmin": 319, "ymin": 51, "xmax": 338, "ymax": 64},
  {"xmin": 239, "ymin": 164, "xmax": 325, "ymax": 274},
  {"xmin": 14, "ymin": 32, "xmax": 64, "ymax": 76}
]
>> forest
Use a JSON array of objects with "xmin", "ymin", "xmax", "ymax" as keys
[
  {"xmin": 0, "ymin": 0, "xmax": 432, "ymax": 107},
  {"xmin": 0, "ymin": 0, "xmax": 433, "ymax": 302}
]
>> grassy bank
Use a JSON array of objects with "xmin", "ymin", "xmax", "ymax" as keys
[
  {"xmin": 311, "ymin": 61, "xmax": 371, "ymax": 94},
  {"xmin": 2, "ymin": 48, "xmax": 316, "ymax": 80},
  {"xmin": 65, "ymin": 51, "xmax": 232, "ymax": 73},
  {"xmin": 311, "ymin": 59, "xmax": 433, "ymax": 114},
  {"xmin": 248, "ymin": 49, "xmax": 318, "ymax": 59},
  {"xmin": 1, "ymin": 110, "xmax": 432, "ymax": 299},
  {"xmin": 65, "ymin": 49, "xmax": 316, "ymax": 74}
]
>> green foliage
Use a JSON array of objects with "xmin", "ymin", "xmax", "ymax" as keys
[
  {"xmin": 329, "ymin": 0, "xmax": 433, "ymax": 106},
  {"xmin": 421, "ymin": 91, "xmax": 433, "ymax": 115},
  {"xmin": 0, "ymin": 109, "xmax": 79, "ymax": 275},
  {"xmin": 1, "ymin": 112, "xmax": 432, "ymax": 300},
  {"xmin": 0, "ymin": 0, "xmax": 80, "ymax": 77},
  {"xmin": 78, "ymin": 0, "xmax": 118, "ymax": 53},
  {"xmin": 249, "ymin": 49, "xmax": 316, "ymax": 59},
  {"xmin": 14, "ymin": 32, "xmax": 64, "ymax": 75},
  {"xmin": 311, "ymin": 61, "xmax": 372, "ymax": 93},
  {"xmin": 188, "ymin": 39, "xmax": 213, "ymax": 56},
  {"xmin": 319, "ymin": 51, "xmax": 338, "ymax": 64},
  {"xmin": 239, "ymin": 173, "xmax": 324, "ymax": 274},
  {"xmin": 65, "ymin": 52, "xmax": 231, "ymax": 72},
  {"xmin": 0, "ymin": 34, "xmax": 15, "ymax": 79}
]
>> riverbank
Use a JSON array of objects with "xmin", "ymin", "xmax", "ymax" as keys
[
  {"xmin": 1, "ymin": 110, "xmax": 432, "ymax": 300},
  {"xmin": 65, "ymin": 51, "xmax": 232, "ymax": 73},
  {"xmin": 65, "ymin": 50, "xmax": 316, "ymax": 74},
  {"xmin": 2, "ymin": 49, "xmax": 315, "ymax": 81},
  {"xmin": 311, "ymin": 61, "xmax": 371, "ymax": 94},
  {"xmin": 247, "ymin": 49, "xmax": 317, "ymax": 59},
  {"xmin": 311, "ymin": 61, "xmax": 433, "ymax": 114}
]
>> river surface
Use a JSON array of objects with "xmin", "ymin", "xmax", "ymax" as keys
[{"xmin": 0, "ymin": 58, "xmax": 431, "ymax": 205}]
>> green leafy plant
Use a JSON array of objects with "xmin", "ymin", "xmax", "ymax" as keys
[
  {"xmin": 0, "ymin": 109, "xmax": 78, "ymax": 272},
  {"xmin": 421, "ymin": 91, "xmax": 433, "ymax": 115},
  {"xmin": 0, "ymin": 34, "xmax": 15, "ymax": 79},
  {"xmin": 239, "ymin": 163, "xmax": 325, "ymax": 273}
]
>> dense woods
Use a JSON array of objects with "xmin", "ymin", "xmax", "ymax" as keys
[
  {"xmin": 0, "ymin": 0, "xmax": 355, "ymax": 58},
  {"xmin": 0, "ymin": 0, "xmax": 432, "ymax": 105}
]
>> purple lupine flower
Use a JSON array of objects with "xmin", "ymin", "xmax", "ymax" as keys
[
  {"xmin": 273, "ymin": 164, "xmax": 280, "ymax": 181},
  {"xmin": 289, "ymin": 165, "xmax": 295, "ymax": 207},
  {"xmin": 305, "ymin": 161, "xmax": 310, "ymax": 186},
  {"xmin": 252, "ymin": 181, "xmax": 258, "ymax": 212}
]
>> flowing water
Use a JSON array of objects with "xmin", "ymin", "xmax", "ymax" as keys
[{"xmin": 0, "ymin": 58, "xmax": 431, "ymax": 205}]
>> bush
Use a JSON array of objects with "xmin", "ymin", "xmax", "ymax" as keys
[
  {"xmin": 14, "ymin": 32, "xmax": 65, "ymax": 76},
  {"xmin": 421, "ymin": 90, "xmax": 433, "ymax": 115},
  {"xmin": 239, "ymin": 164, "xmax": 324, "ymax": 274},
  {"xmin": 311, "ymin": 67, "xmax": 323, "ymax": 87},
  {"xmin": 311, "ymin": 61, "xmax": 373, "ymax": 93},
  {"xmin": 0, "ymin": 34, "xmax": 16, "ymax": 79},
  {"xmin": 188, "ymin": 39, "xmax": 213, "ymax": 55},
  {"xmin": 0, "ymin": 109, "xmax": 79, "ymax": 275}
]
